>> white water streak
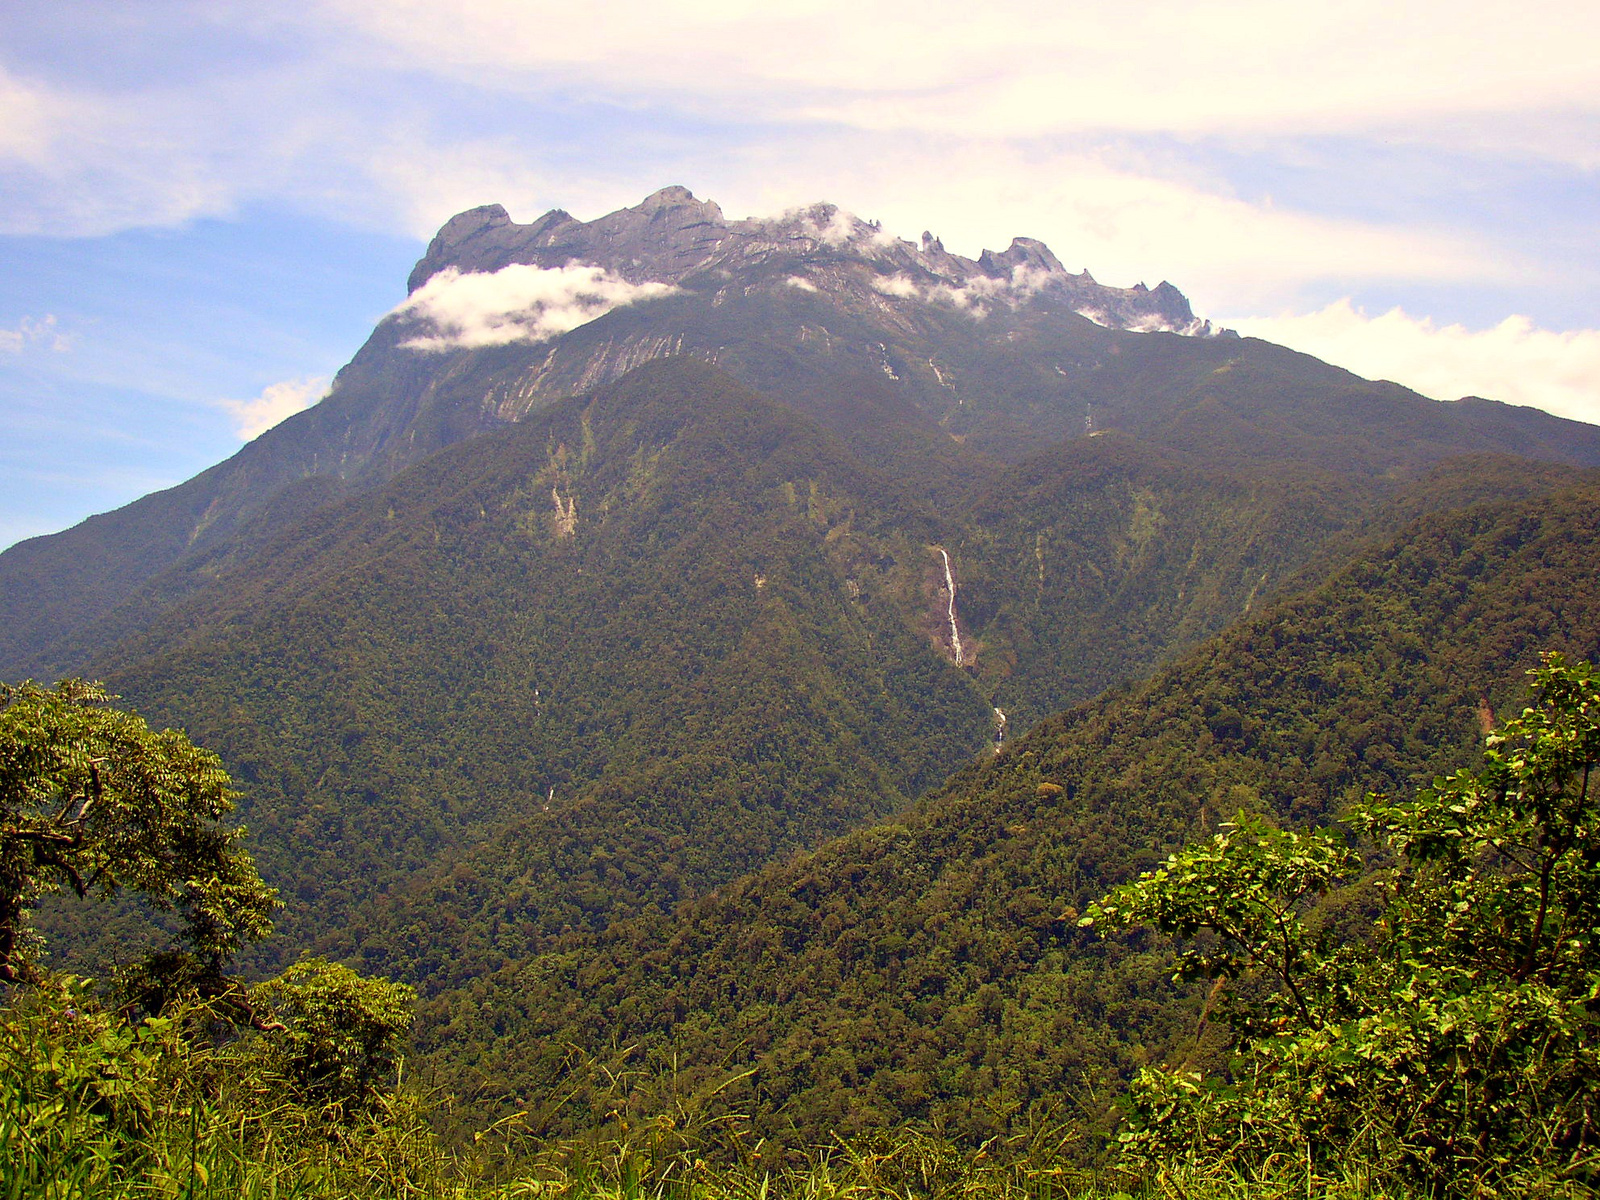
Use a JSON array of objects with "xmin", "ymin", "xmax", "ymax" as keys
[{"xmin": 938, "ymin": 548, "xmax": 964, "ymax": 666}]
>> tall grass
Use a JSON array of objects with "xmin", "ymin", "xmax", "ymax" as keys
[{"xmin": 0, "ymin": 981, "xmax": 1567, "ymax": 1199}]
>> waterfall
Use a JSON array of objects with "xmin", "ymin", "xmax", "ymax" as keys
[
  {"xmin": 993, "ymin": 707, "xmax": 1007, "ymax": 750},
  {"xmin": 938, "ymin": 548, "xmax": 964, "ymax": 666}
]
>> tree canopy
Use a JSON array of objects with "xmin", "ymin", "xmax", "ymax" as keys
[
  {"xmin": 1086, "ymin": 652, "xmax": 1600, "ymax": 1194},
  {"xmin": 0, "ymin": 679, "xmax": 276, "ymax": 994}
]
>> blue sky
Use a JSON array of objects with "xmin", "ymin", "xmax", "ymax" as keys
[{"xmin": 2, "ymin": 0, "xmax": 1597, "ymax": 549}]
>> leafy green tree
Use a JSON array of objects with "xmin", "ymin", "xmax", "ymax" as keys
[
  {"xmin": 0, "ymin": 679, "xmax": 277, "ymax": 997},
  {"xmin": 1085, "ymin": 653, "xmax": 1600, "ymax": 1194},
  {"xmin": 0, "ymin": 683, "xmax": 424, "ymax": 1190},
  {"xmin": 251, "ymin": 957, "xmax": 415, "ymax": 1115}
]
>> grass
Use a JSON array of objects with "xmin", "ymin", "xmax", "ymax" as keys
[{"xmin": 2, "ymin": 980, "xmax": 1588, "ymax": 1200}]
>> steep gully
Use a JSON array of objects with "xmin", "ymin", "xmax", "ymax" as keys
[{"xmin": 938, "ymin": 547, "xmax": 1006, "ymax": 750}]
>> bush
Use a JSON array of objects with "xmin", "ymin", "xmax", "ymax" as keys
[
  {"xmin": 1086, "ymin": 653, "xmax": 1600, "ymax": 1196},
  {"xmin": 253, "ymin": 957, "xmax": 417, "ymax": 1116}
]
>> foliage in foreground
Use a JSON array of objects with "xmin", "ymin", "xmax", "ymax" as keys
[
  {"xmin": 0, "ymin": 678, "xmax": 424, "ymax": 1194},
  {"xmin": 0, "ymin": 969, "xmax": 1514, "ymax": 1200},
  {"xmin": 1088, "ymin": 652, "xmax": 1600, "ymax": 1196},
  {"xmin": 0, "ymin": 678, "xmax": 277, "ymax": 1001},
  {"xmin": 0, "ymin": 967, "xmax": 421, "ymax": 1199}
]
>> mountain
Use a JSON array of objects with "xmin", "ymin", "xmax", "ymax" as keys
[
  {"xmin": 12, "ymin": 185, "xmax": 1600, "ymax": 1172},
  {"xmin": 40, "ymin": 359, "xmax": 1580, "ymax": 989},
  {"xmin": 418, "ymin": 480, "xmax": 1600, "ymax": 1151},
  {"xmin": 52, "ymin": 361, "xmax": 987, "ymax": 973},
  {"xmin": 6, "ymin": 187, "xmax": 1600, "ymax": 680}
]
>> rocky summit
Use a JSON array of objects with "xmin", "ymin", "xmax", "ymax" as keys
[{"xmin": 407, "ymin": 185, "xmax": 1213, "ymax": 335}]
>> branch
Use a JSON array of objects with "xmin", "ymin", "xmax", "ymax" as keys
[
  {"xmin": 1517, "ymin": 834, "xmax": 1571, "ymax": 982},
  {"xmin": 6, "ymin": 828, "xmax": 81, "ymax": 846},
  {"xmin": 58, "ymin": 859, "xmax": 89, "ymax": 899},
  {"xmin": 1276, "ymin": 911, "xmax": 1318, "ymax": 1029}
]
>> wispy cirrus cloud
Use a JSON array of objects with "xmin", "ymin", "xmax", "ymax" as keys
[
  {"xmin": 0, "ymin": 313, "xmax": 71, "ymax": 353},
  {"xmin": 325, "ymin": 0, "xmax": 1600, "ymax": 156},
  {"xmin": 1, "ymin": 0, "xmax": 1596, "ymax": 451},
  {"xmin": 0, "ymin": 63, "xmax": 243, "ymax": 235}
]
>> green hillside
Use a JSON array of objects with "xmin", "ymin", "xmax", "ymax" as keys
[
  {"xmin": 29, "ymin": 359, "xmax": 1596, "ymax": 997},
  {"xmin": 420, "ymin": 481, "xmax": 1600, "ymax": 1152},
  {"xmin": 50, "ymin": 362, "xmax": 979, "ymax": 974}
]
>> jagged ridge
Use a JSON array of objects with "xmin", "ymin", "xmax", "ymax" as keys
[{"xmin": 406, "ymin": 186, "xmax": 1213, "ymax": 335}]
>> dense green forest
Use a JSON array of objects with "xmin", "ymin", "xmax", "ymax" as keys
[
  {"xmin": 21, "ymin": 362, "xmax": 1587, "ymax": 995},
  {"xmin": 49, "ymin": 363, "xmax": 988, "ymax": 981},
  {"xmin": 14, "ymin": 359, "xmax": 1567, "ymax": 998},
  {"xmin": 6, "ymin": 498, "xmax": 1599, "ymax": 1197},
  {"xmin": 412, "ymin": 481, "xmax": 1600, "ymax": 1157},
  {"xmin": 9, "ymin": 362, "xmax": 1595, "ymax": 1193}
]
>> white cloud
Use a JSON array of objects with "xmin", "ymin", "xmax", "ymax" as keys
[
  {"xmin": 394, "ymin": 262, "xmax": 678, "ymax": 351},
  {"xmin": 0, "ymin": 70, "xmax": 59, "ymax": 161},
  {"xmin": 328, "ymin": 0, "xmax": 1600, "ymax": 158},
  {"xmin": 0, "ymin": 314, "xmax": 72, "ymax": 354},
  {"xmin": 935, "ymin": 272, "xmax": 1029, "ymax": 312},
  {"xmin": 0, "ymin": 7, "xmax": 1575, "ymax": 314},
  {"xmin": 928, "ymin": 277, "xmax": 1000, "ymax": 312},
  {"xmin": 797, "ymin": 205, "xmax": 859, "ymax": 247},
  {"xmin": 713, "ymin": 139, "xmax": 1494, "ymax": 313},
  {"xmin": 784, "ymin": 275, "xmax": 818, "ymax": 291},
  {"xmin": 0, "ymin": 65, "xmax": 245, "ymax": 235},
  {"xmin": 1, "ymin": 5, "xmax": 1589, "ymax": 385},
  {"xmin": 870, "ymin": 273, "xmax": 920, "ymax": 299},
  {"xmin": 866, "ymin": 269, "xmax": 1023, "ymax": 317},
  {"xmin": 220, "ymin": 377, "xmax": 328, "ymax": 440},
  {"xmin": 1227, "ymin": 301, "xmax": 1600, "ymax": 425}
]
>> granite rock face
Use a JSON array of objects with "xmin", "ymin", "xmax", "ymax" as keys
[{"xmin": 407, "ymin": 186, "xmax": 1216, "ymax": 336}]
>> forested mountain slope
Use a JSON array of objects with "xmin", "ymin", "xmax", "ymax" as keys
[
  {"xmin": 31, "ymin": 356, "xmax": 1598, "ymax": 995},
  {"xmin": 7, "ymin": 188, "xmax": 1600, "ymax": 680},
  {"xmin": 421, "ymin": 481, "xmax": 1600, "ymax": 1151},
  {"xmin": 57, "ymin": 361, "xmax": 984, "ymax": 971},
  {"xmin": 11, "ymin": 187, "xmax": 1600, "ymax": 1133}
]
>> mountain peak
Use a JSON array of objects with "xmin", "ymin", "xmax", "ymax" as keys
[
  {"xmin": 637, "ymin": 184, "xmax": 717, "ymax": 216},
  {"xmin": 404, "ymin": 186, "xmax": 1222, "ymax": 339},
  {"xmin": 978, "ymin": 237, "xmax": 1066, "ymax": 279},
  {"xmin": 438, "ymin": 203, "xmax": 510, "ymax": 242}
]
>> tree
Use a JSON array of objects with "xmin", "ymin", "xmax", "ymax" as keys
[
  {"xmin": 251, "ymin": 957, "xmax": 416, "ymax": 1115},
  {"xmin": 0, "ymin": 679, "xmax": 277, "ymax": 998},
  {"xmin": 1084, "ymin": 653, "xmax": 1600, "ymax": 1194}
]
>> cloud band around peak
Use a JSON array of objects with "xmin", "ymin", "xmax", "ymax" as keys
[{"xmin": 395, "ymin": 262, "xmax": 679, "ymax": 352}]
